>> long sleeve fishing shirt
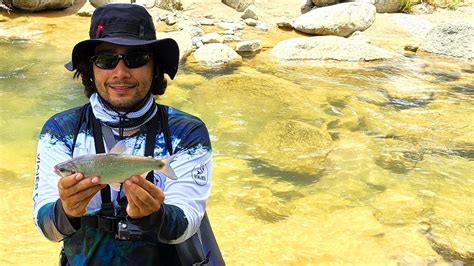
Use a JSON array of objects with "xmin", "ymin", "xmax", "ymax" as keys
[{"xmin": 32, "ymin": 105, "xmax": 212, "ymax": 265}]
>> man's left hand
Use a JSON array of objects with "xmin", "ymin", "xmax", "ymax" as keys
[{"xmin": 123, "ymin": 174, "xmax": 165, "ymax": 219}]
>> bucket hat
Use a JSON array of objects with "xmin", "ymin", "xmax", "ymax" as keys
[{"xmin": 65, "ymin": 4, "xmax": 179, "ymax": 79}]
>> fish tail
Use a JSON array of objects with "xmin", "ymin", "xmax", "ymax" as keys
[{"xmin": 160, "ymin": 155, "xmax": 178, "ymax": 180}]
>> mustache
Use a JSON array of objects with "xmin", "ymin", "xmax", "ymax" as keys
[{"xmin": 106, "ymin": 82, "xmax": 137, "ymax": 87}]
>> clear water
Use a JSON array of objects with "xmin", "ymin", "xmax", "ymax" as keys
[{"xmin": 0, "ymin": 15, "xmax": 473, "ymax": 265}]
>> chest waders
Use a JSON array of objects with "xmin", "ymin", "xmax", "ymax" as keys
[{"xmin": 61, "ymin": 103, "xmax": 225, "ymax": 266}]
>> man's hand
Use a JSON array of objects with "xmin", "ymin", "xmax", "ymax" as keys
[
  {"xmin": 58, "ymin": 173, "xmax": 106, "ymax": 218},
  {"xmin": 124, "ymin": 174, "xmax": 165, "ymax": 219}
]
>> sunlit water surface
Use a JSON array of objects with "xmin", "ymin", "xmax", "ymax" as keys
[{"xmin": 0, "ymin": 15, "xmax": 473, "ymax": 265}]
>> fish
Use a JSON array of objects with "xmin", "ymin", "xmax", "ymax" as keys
[{"xmin": 53, "ymin": 141, "xmax": 177, "ymax": 190}]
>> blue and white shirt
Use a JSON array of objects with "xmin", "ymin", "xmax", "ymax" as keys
[{"xmin": 33, "ymin": 104, "xmax": 212, "ymax": 265}]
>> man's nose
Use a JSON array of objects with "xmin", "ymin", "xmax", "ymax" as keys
[{"xmin": 111, "ymin": 59, "xmax": 131, "ymax": 79}]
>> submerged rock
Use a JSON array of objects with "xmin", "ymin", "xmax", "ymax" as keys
[
  {"xmin": 251, "ymin": 120, "xmax": 333, "ymax": 176},
  {"xmin": 373, "ymin": 138, "xmax": 424, "ymax": 174}
]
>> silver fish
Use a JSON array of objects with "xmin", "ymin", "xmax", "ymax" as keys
[{"xmin": 53, "ymin": 141, "xmax": 177, "ymax": 188}]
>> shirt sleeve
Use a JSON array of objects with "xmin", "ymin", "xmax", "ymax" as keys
[
  {"xmin": 33, "ymin": 117, "xmax": 78, "ymax": 241},
  {"xmin": 157, "ymin": 120, "xmax": 213, "ymax": 244}
]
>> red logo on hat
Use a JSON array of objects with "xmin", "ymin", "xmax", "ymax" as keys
[{"xmin": 96, "ymin": 23, "xmax": 104, "ymax": 38}]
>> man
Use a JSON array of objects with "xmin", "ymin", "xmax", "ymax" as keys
[{"xmin": 32, "ymin": 4, "xmax": 222, "ymax": 265}]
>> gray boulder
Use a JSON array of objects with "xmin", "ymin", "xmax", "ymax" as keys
[
  {"xmin": 192, "ymin": 43, "xmax": 242, "ymax": 67},
  {"xmin": 293, "ymin": 2, "xmax": 376, "ymax": 37},
  {"xmin": 10, "ymin": 0, "xmax": 73, "ymax": 11},
  {"xmin": 422, "ymin": 22, "xmax": 474, "ymax": 59},
  {"xmin": 269, "ymin": 36, "xmax": 394, "ymax": 63},
  {"xmin": 222, "ymin": 0, "xmax": 254, "ymax": 12}
]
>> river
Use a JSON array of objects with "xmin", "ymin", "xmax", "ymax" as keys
[{"xmin": 0, "ymin": 12, "xmax": 473, "ymax": 265}]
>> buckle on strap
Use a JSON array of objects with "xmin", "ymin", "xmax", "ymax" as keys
[
  {"xmin": 81, "ymin": 215, "xmax": 117, "ymax": 233},
  {"xmin": 192, "ymin": 251, "xmax": 211, "ymax": 266},
  {"xmin": 98, "ymin": 216, "xmax": 117, "ymax": 233}
]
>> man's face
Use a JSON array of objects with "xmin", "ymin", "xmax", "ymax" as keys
[{"xmin": 92, "ymin": 43, "xmax": 154, "ymax": 111}]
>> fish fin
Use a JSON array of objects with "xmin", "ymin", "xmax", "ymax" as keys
[
  {"xmin": 109, "ymin": 141, "xmax": 127, "ymax": 154},
  {"xmin": 110, "ymin": 182, "xmax": 121, "ymax": 191},
  {"xmin": 160, "ymin": 155, "xmax": 178, "ymax": 180}
]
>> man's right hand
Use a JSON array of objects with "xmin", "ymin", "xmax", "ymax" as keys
[{"xmin": 58, "ymin": 173, "xmax": 106, "ymax": 218}]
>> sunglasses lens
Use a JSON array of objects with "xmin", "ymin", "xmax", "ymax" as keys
[
  {"xmin": 92, "ymin": 55, "xmax": 119, "ymax": 69},
  {"xmin": 91, "ymin": 52, "xmax": 150, "ymax": 69},
  {"xmin": 124, "ymin": 52, "xmax": 150, "ymax": 68}
]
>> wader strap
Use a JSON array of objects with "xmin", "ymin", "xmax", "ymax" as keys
[
  {"xmin": 159, "ymin": 105, "xmax": 174, "ymax": 156},
  {"xmin": 71, "ymin": 103, "xmax": 90, "ymax": 153},
  {"xmin": 90, "ymin": 112, "xmax": 114, "ymax": 216}
]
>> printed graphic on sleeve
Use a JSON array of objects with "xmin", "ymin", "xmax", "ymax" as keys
[{"xmin": 191, "ymin": 163, "xmax": 208, "ymax": 186}]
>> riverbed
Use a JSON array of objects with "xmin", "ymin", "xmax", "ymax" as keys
[{"xmin": 0, "ymin": 9, "xmax": 473, "ymax": 265}]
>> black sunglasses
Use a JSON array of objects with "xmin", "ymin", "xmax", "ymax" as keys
[{"xmin": 90, "ymin": 52, "xmax": 151, "ymax": 70}]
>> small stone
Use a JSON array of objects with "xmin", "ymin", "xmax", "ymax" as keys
[
  {"xmin": 235, "ymin": 40, "xmax": 262, "ymax": 52},
  {"xmin": 223, "ymin": 35, "xmax": 241, "ymax": 43},
  {"xmin": 256, "ymin": 23, "xmax": 268, "ymax": 32},
  {"xmin": 277, "ymin": 21, "xmax": 293, "ymax": 30},
  {"xmin": 404, "ymin": 44, "xmax": 418, "ymax": 52},
  {"xmin": 244, "ymin": 18, "xmax": 258, "ymax": 27},
  {"xmin": 77, "ymin": 1, "xmax": 95, "ymax": 17},
  {"xmin": 201, "ymin": 32, "xmax": 224, "ymax": 44},
  {"xmin": 192, "ymin": 36, "xmax": 203, "ymax": 46},
  {"xmin": 241, "ymin": 4, "xmax": 258, "ymax": 20},
  {"xmin": 200, "ymin": 18, "xmax": 215, "ymax": 26},
  {"xmin": 165, "ymin": 15, "xmax": 177, "ymax": 26}
]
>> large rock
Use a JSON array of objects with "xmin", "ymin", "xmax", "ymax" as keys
[
  {"xmin": 192, "ymin": 43, "xmax": 242, "ymax": 67},
  {"xmin": 422, "ymin": 22, "xmax": 474, "ymax": 60},
  {"xmin": 10, "ymin": 0, "xmax": 73, "ymax": 11},
  {"xmin": 293, "ymin": 2, "xmax": 376, "ymax": 37},
  {"xmin": 269, "ymin": 36, "xmax": 394, "ymax": 63},
  {"xmin": 221, "ymin": 0, "xmax": 254, "ymax": 11},
  {"xmin": 252, "ymin": 120, "xmax": 333, "ymax": 175}
]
